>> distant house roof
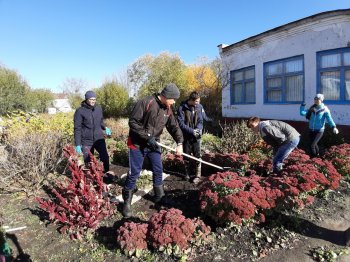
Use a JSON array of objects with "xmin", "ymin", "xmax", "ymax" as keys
[
  {"xmin": 218, "ymin": 9, "xmax": 350, "ymax": 53},
  {"xmin": 54, "ymin": 93, "xmax": 67, "ymax": 99}
]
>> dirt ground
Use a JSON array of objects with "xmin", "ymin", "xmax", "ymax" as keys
[{"xmin": 1, "ymin": 164, "xmax": 350, "ymax": 262}]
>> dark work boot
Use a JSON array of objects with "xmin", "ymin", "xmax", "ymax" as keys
[
  {"xmin": 153, "ymin": 185, "xmax": 170, "ymax": 210},
  {"xmin": 153, "ymin": 184, "xmax": 175, "ymax": 208},
  {"xmin": 153, "ymin": 185, "xmax": 165, "ymax": 203},
  {"xmin": 122, "ymin": 189, "xmax": 134, "ymax": 218}
]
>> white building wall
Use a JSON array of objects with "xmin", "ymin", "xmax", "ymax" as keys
[
  {"xmin": 221, "ymin": 14, "xmax": 350, "ymax": 125},
  {"xmin": 52, "ymin": 98, "xmax": 72, "ymax": 113}
]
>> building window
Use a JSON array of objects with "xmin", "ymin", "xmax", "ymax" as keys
[
  {"xmin": 317, "ymin": 48, "xmax": 350, "ymax": 103},
  {"xmin": 230, "ymin": 66, "xmax": 255, "ymax": 104},
  {"xmin": 264, "ymin": 56, "xmax": 304, "ymax": 103}
]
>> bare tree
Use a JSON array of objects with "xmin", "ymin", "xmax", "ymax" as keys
[
  {"xmin": 60, "ymin": 77, "xmax": 89, "ymax": 96},
  {"xmin": 59, "ymin": 77, "xmax": 89, "ymax": 109}
]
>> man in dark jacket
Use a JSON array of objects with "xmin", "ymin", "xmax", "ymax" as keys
[
  {"xmin": 74, "ymin": 91, "xmax": 112, "ymax": 173},
  {"xmin": 247, "ymin": 117, "xmax": 300, "ymax": 173},
  {"xmin": 177, "ymin": 91, "xmax": 204, "ymax": 184},
  {"xmin": 122, "ymin": 83, "xmax": 184, "ymax": 218}
]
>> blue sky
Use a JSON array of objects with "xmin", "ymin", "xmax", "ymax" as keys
[{"xmin": 0, "ymin": 1, "xmax": 349, "ymax": 92}]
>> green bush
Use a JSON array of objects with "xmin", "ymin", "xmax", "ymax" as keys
[
  {"xmin": 201, "ymin": 133, "xmax": 221, "ymax": 153},
  {"xmin": 111, "ymin": 139, "xmax": 129, "ymax": 167},
  {"xmin": 0, "ymin": 66, "xmax": 29, "ymax": 115},
  {"xmin": 25, "ymin": 88, "xmax": 54, "ymax": 113},
  {"xmin": 95, "ymin": 81, "xmax": 129, "ymax": 118},
  {"xmin": 104, "ymin": 118, "xmax": 129, "ymax": 140},
  {"xmin": 2, "ymin": 111, "xmax": 74, "ymax": 141}
]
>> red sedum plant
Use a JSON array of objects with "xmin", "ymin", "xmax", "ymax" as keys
[
  {"xmin": 202, "ymin": 152, "xmax": 250, "ymax": 175},
  {"xmin": 199, "ymin": 149, "xmax": 342, "ymax": 226},
  {"xmin": 36, "ymin": 145, "xmax": 114, "ymax": 240},
  {"xmin": 116, "ymin": 222, "xmax": 149, "ymax": 257},
  {"xmin": 116, "ymin": 208, "xmax": 211, "ymax": 257},
  {"xmin": 148, "ymin": 208, "xmax": 207, "ymax": 252},
  {"xmin": 323, "ymin": 143, "xmax": 350, "ymax": 181},
  {"xmin": 163, "ymin": 153, "xmax": 185, "ymax": 173},
  {"xmin": 199, "ymin": 171, "xmax": 280, "ymax": 225}
]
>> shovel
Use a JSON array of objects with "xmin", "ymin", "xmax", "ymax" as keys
[{"xmin": 156, "ymin": 142, "xmax": 227, "ymax": 171}]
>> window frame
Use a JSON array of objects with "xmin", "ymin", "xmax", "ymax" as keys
[
  {"xmin": 230, "ymin": 65, "xmax": 256, "ymax": 105},
  {"xmin": 263, "ymin": 55, "xmax": 305, "ymax": 104},
  {"xmin": 316, "ymin": 47, "xmax": 350, "ymax": 104}
]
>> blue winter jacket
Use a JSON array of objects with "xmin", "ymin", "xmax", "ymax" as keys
[
  {"xmin": 177, "ymin": 100, "xmax": 204, "ymax": 139},
  {"xmin": 300, "ymin": 103, "xmax": 336, "ymax": 131},
  {"xmin": 74, "ymin": 101, "xmax": 106, "ymax": 146}
]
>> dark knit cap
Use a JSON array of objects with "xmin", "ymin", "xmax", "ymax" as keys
[
  {"xmin": 85, "ymin": 91, "xmax": 97, "ymax": 100},
  {"xmin": 160, "ymin": 83, "xmax": 180, "ymax": 99}
]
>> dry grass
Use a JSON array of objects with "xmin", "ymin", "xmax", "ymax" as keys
[{"xmin": 0, "ymin": 132, "xmax": 67, "ymax": 195}]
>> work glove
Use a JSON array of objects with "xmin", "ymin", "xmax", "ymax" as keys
[
  {"xmin": 147, "ymin": 136, "xmax": 160, "ymax": 151},
  {"xmin": 193, "ymin": 129, "xmax": 201, "ymax": 139},
  {"xmin": 75, "ymin": 145, "xmax": 83, "ymax": 154},
  {"xmin": 333, "ymin": 127, "xmax": 339, "ymax": 135},
  {"xmin": 105, "ymin": 127, "xmax": 112, "ymax": 136}
]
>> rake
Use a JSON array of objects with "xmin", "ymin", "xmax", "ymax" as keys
[{"xmin": 157, "ymin": 142, "xmax": 230, "ymax": 171}]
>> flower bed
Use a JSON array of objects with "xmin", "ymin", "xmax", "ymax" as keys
[
  {"xmin": 199, "ymin": 149, "xmax": 342, "ymax": 226},
  {"xmin": 116, "ymin": 208, "xmax": 211, "ymax": 258},
  {"xmin": 323, "ymin": 143, "xmax": 350, "ymax": 181}
]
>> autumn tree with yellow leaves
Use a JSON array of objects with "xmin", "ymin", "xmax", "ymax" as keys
[{"xmin": 127, "ymin": 52, "xmax": 228, "ymax": 120}]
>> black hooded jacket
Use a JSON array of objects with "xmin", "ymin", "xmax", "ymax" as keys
[{"xmin": 74, "ymin": 101, "xmax": 106, "ymax": 146}]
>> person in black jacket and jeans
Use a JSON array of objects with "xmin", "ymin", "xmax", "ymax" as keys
[
  {"xmin": 74, "ymin": 91, "xmax": 112, "ymax": 173},
  {"xmin": 122, "ymin": 83, "xmax": 184, "ymax": 218},
  {"xmin": 177, "ymin": 91, "xmax": 204, "ymax": 184}
]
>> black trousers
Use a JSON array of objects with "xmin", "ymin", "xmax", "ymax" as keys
[
  {"xmin": 183, "ymin": 138, "xmax": 201, "ymax": 176},
  {"xmin": 309, "ymin": 130, "xmax": 324, "ymax": 157},
  {"xmin": 82, "ymin": 139, "xmax": 109, "ymax": 172}
]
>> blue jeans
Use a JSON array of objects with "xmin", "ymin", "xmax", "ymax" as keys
[
  {"xmin": 124, "ymin": 147, "xmax": 163, "ymax": 190},
  {"xmin": 273, "ymin": 136, "xmax": 300, "ymax": 172}
]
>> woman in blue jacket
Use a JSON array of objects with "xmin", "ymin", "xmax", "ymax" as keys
[{"xmin": 300, "ymin": 93, "xmax": 339, "ymax": 157}]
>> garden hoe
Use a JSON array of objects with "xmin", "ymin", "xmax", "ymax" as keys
[{"xmin": 156, "ymin": 142, "xmax": 230, "ymax": 171}]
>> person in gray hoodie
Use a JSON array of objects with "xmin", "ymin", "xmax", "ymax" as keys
[{"xmin": 247, "ymin": 117, "xmax": 300, "ymax": 173}]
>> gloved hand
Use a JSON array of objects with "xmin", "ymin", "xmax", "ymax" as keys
[
  {"xmin": 147, "ymin": 136, "xmax": 160, "ymax": 151},
  {"xmin": 301, "ymin": 102, "xmax": 306, "ymax": 106},
  {"xmin": 193, "ymin": 129, "xmax": 201, "ymax": 139},
  {"xmin": 105, "ymin": 127, "xmax": 112, "ymax": 136},
  {"xmin": 75, "ymin": 145, "xmax": 83, "ymax": 154},
  {"xmin": 333, "ymin": 127, "xmax": 339, "ymax": 135}
]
